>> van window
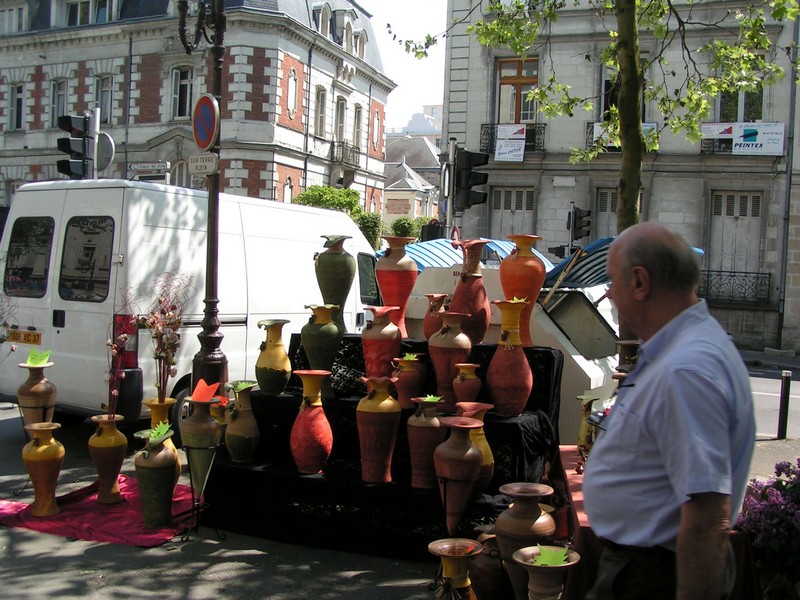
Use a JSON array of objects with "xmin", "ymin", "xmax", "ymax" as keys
[
  {"xmin": 357, "ymin": 252, "xmax": 380, "ymax": 305},
  {"xmin": 59, "ymin": 216, "xmax": 114, "ymax": 302},
  {"xmin": 4, "ymin": 217, "xmax": 55, "ymax": 298}
]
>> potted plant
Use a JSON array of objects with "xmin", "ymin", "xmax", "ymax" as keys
[{"xmin": 735, "ymin": 458, "xmax": 800, "ymax": 599}]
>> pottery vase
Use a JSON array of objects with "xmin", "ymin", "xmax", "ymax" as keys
[
  {"xmin": 499, "ymin": 234, "xmax": 547, "ymax": 347},
  {"xmin": 301, "ymin": 304, "xmax": 342, "ymax": 401},
  {"xmin": 429, "ymin": 538, "xmax": 484, "ymax": 600},
  {"xmin": 487, "ymin": 300, "xmax": 533, "ymax": 417},
  {"xmin": 449, "ymin": 239, "xmax": 491, "ymax": 345},
  {"xmin": 88, "ymin": 414, "xmax": 127, "ymax": 504},
  {"xmin": 17, "ymin": 362, "xmax": 57, "ymax": 440},
  {"xmin": 512, "ymin": 545, "xmax": 581, "ymax": 600},
  {"xmin": 290, "ymin": 370, "xmax": 333, "ymax": 474},
  {"xmin": 391, "ymin": 355, "xmax": 426, "ymax": 410},
  {"xmin": 180, "ymin": 398, "xmax": 222, "ymax": 499},
  {"xmin": 134, "ymin": 428, "xmax": 180, "ymax": 528},
  {"xmin": 494, "ymin": 482, "xmax": 557, "ymax": 600},
  {"xmin": 406, "ymin": 397, "xmax": 447, "ymax": 489},
  {"xmin": 356, "ymin": 376, "xmax": 401, "ymax": 483},
  {"xmin": 434, "ymin": 416, "xmax": 484, "ymax": 535},
  {"xmin": 375, "ymin": 236, "xmax": 418, "ymax": 338},
  {"xmin": 142, "ymin": 397, "xmax": 181, "ymax": 489},
  {"xmin": 423, "ymin": 293, "xmax": 448, "ymax": 340},
  {"xmin": 224, "ymin": 381, "xmax": 260, "ymax": 464},
  {"xmin": 452, "ymin": 363, "xmax": 482, "ymax": 406},
  {"xmin": 428, "ymin": 312, "xmax": 472, "ymax": 413},
  {"xmin": 470, "ymin": 532, "xmax": 515, "ymax": 600},
  {"xmin": 361, "ymin": 305, "xmax": 402, "ymax": 379},
  {"xmin": 456, "ymin": 401, "xmax": 494, "ymax": 498},
  {"xmin": 21, "ymin": 422, "xmax": 65, "ymax": 517},
  {"xmin": 315, "ymin": 234, "xmax": 356, "ymax": 333},
  {"xmin": 255, "ymin": 318, "xmax": 292, "ymax": 396}
]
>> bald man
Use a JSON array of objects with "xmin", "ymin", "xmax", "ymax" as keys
[{"xmin": 583, "ymin": 223, "xmax": 755, "ymax": 600}]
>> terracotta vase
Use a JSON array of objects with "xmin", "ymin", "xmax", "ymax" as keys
[
  {"xmin": 290, "ymin": 370, "xmax": 333, "ymax": 474},
  {"xmin": 391, "ymin": 355, "xmax": 426, "ymax": 410},
  {"xmin": 300, "ymin": 304, "xmax": 342, "ymax": 401},
  {"xmin": 428, "ymin": 312, "xmax": 472, "ymax": 413},
  {"xmin": 21, "ymin": 422, "xmax": 65, "ymax": 517},
  {"xmin": 255, "ymin": 318, "xmax": 291, "ymax": 396},
  {"xmin": 375, "ymin": 235, "xmax": 418, "ymax": 338},
  {"xmin": 499, "ymin": 234, "xmax": 547, "ymax": 347},
  {"xmin": 423, "ymin": 293, "xmax": 448, "ymax": 340},
  {"xmin": 486, "ymin": 300, "xmax": 533, "ymax": 417},
  {"xmin": 180, "ymin": 398, "xmax": 222, "ymax": 499},
  {"xmin": 494, "ymin": 482, "xmax": 557, "ymax": 600},
  {"xmin": 134, "ymin": 428, "xmax": 180, "ymax": 529},
  {"xmin": 450, "ymin": 239, "xmax": 491, "ymax": 345},
  {"xmin": 512, "ymin": 545, "xmax": 581, "ymax": 600},
  {"xmin": 434, "ymin": 416, "xmax": 484, "ymax": 535},
  {"xmin": 470, "ymin": 532, "xmax": 515, "ymax": 600},
  {"xmin": 452, "ymin": 363, "xmax": 482, "ymax": 406},
  {"xmin": 224, "ymin": 381, "xmax": 260, "ymax": 464},
  {"xmin": 361, "ymin": 305, "xmax": 402, "ymax": 379},
  {"xmin": 429, "ymin": 538, "xmax": 484, "ymax": 600},
  {"xmin": 456, "ymin": 401, "xmax": 495, "ymax": 498},
  {"xmin": 142, "ymin": 397, "xmax": 181, "ymax": 489},
  {"xmin": 406, "ymin": 397, "xmax": 447, "ymax": 489},
  {"xmin": 88, "ymin": 414, "xmax": 127, "ymax": 504},
  {"xmin": 17, "ymin": 362, "xmax": 57, "ymax": 440},
  {"xmin": 314, "ymin": 234, "xmax": 356, "ymax": 333},
  {"xmin": 356, "ymin": 376, "xmax": 401, "ymax": 483}
]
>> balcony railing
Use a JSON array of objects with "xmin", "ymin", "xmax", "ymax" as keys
[
  {"xmin": 480, "ymin": 123, "xmax": 546, "ymax": 153},
  {"xmin": 699, "ymin": 270, "xmax": 770, "ymax": 304},
  {"xmin": 331, "ymin": 142, "xmax": 362, "ymax": 168}
]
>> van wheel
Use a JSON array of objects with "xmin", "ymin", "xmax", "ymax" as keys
[{"xmin": 169, "ymin": 386, "xmax": 192, "ymax": 447}]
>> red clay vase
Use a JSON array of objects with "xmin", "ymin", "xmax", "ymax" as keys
[
  {"xmin": 499, "ymin": 234, "xmax": 546, "ymax": 347},
  {"xmin": 407, "ymin": 397, "xmax": 447, "ymax": 489},
  {"xmin": 428, "ymin": 312, "xmax": 472, "ymax": 413},
  {"xmin": 423, "ymin": 293, "xmax": 448, "ymax": 340},
  {"xmin": 290, "ymin": 370, "xmax": 333, "ymax": 474},
  {"xmin": 449, "ymin": 239, "xmax": 491, "ymax": 345},
  {"xmin": 375, "ymin": 236, "xmax": 418, "ymax": 338},
  {"xmin": 486, "ymin": 300, "xmax": 533, "ymax": 417},
  {"xmin": 456, "ymin": 401, "xmax": 494, "ymax": 498},
  {"xmin": 362, "ymin": 305, "xmax": 402, "ymax": 379},
  {"xmin": 391, "ymin": 355, "xmax": 426, "ymax": 409},
  {"xmin": 452, "ymin": 363, "xmax": 482, "ymax": 406},
  {"xmin": 356, "ymin": 376, "xmax": 401, "ymax": 483}
]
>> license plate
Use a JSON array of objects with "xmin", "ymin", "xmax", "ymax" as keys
[{"xmin": 6, "ymin": 330, "xmax": 43, "ymax": 345}]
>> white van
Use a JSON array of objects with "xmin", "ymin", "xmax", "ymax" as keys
[{"xmin": 0, "ymin": 179, "xmax": 378, "ymax": 431}]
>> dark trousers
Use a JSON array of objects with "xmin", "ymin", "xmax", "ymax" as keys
[{"xmin": 586, "ymin": 539, "xmax": 735, "ymax": 600}]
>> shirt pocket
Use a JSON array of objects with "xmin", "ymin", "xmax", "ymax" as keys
[{"xmin": 605, "ymin": 403, "xmax": 645, "ymax": 470}]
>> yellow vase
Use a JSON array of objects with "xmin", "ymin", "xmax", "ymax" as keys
[
  {"xmin": 21, "ymin": 422, "xmax": 65, "ymax": 517},
  {"xmin": 142, "ymin": 397, "xmax": 181, "ymax": 490},
  {"xmin": 88, "ymin": 414, "xmax": 128, "ymax": 504}
]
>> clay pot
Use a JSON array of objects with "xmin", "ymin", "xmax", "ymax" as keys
[
  {"xmin": 512, "ymin": 545, "xmax": 581, "ymax": 600},
  {"xmin": 452, "ymin": 363, "xmax": 482, "ymax": 406},
  {"xmin": 224, "ymin": 381, "xmax": 260, "ymax": 464},
  {"xmin": 314, "ymin": 234, "xmax": 356, "ymax": 333},
  {"xmin": 375, "ymin": 236, "xmax": 418, "ymax": 338},
  {"xmin": 255, "ymin": 318, "xmax": 292, "ymax": 395},
  {"xmin": 356, "ymin": 376, "xmax": 401, "ymax": 483},
  {"xmin": 406, "ymin": 397, "xmax": 447, "ymax": 489},
  {"xmin": 456, "ymin": 402, "xmax": 495, "ymax": 498},
  {"xmin": 428, "ymin": 312, "xmax": 472, "ymax": 413},
  {"xmin": 499, "ymin": 234, "xmax": 546, "ymax": 347},
  {"xmin": 361, "ymin": 305, "xmax": 402, "ymax": 379},
  {"xmin": 429, "ymin": 538, "xmax": 484, "ymax": 600},
  {"xmin": 134, "ymin": 428, "xmax": 180, "ymax": 528},
  {"xmin": 21, "ymin": 422, "xmax": 65, "ymax": 517},
  {"xmin": 470, "ymin": 532, "xmax": 515, "ymax": 600},
  {"xmin": 450, "ymin": 239, "xmax": 491, "ymax": 345},
  {"xmin": 142, "ymin": 397, "xmax": 181, "ymax": 489},
  {"xmin": 180, "ymin": 398, "xmax": 222, "ymax": 499},
  {"xmin": 88, "ymin": 414, "xmax": 127, "ymax": 504},
  {"xmin": 423, "ymin": 293, "xmax": 448, "ymax": 340},
  {"xmin": 391, "ymin": 355, "xmax": 426, "ymax": 410},
  {"xmin": 486, "ymin": 300, "xmax": 533, "ymax": 417},
  {"xmin": 300, "ymin": 304, "xmax": 342, "ymax": 401},
  {"xmin": 290, "ymin": 370, "xmax": 333, "ymax": 474},
  {"xmin": 17, "ymin": 362, "xmax": 57, "ymax": 440}
]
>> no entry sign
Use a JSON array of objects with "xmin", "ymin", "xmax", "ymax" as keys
[{"xmin": 193, "ymin": 93, "xmax": 220, "ymax": 152}]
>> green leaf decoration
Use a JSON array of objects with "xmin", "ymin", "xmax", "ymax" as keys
[
  {"xmin": 150, "ymin": 421, "xmax": 172, "ymax": 440},
  {"xmin": 424, "ymin": 394, "xmax": 442, "ymax": 403},
  {"xmin": 533, "ymin": 545, "xmax": 569, "ymax": 566},
  {"xmin": 402, "ymin": 353, "xmax": 419, "ymax": 361},
  {"xmin": 510, "ymin": 296, "xmax": 528, "ymax": 303},
  {"xmin": 224, "ymin": 380, "xmax": 257, "ymax": 393},
  {"xmin": 26, "ymin": 348, "xmax": 52, "ymax": 366}
]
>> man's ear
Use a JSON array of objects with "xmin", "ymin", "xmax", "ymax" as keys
[{"xmin": 631, "ymin": 266, "xmax": 650, "ymax": 298}]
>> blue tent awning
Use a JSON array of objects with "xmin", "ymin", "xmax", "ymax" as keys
[{"xmin": 544, "ymin": 237, "xmax": 614, "ymax": 288}]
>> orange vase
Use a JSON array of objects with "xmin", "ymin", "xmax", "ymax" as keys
[
  {"xmin": 375, "ymin": 236, "xmax": 418, "ymax": 338},
  {"xmin": 456, "ymin": 401, "xmax": 494, "ymax": 498},
  {"xmin": 391, "ymin": 355, "xmax": 426, "ymax": 410},
  {"xmin": 362, "ymin": 305, "xmax": 402, "ymax": 379},
  {"xmin": 499, "ymin": 234, "xmax": 547, "ymax": 347},
  {"xmin": 290, "ymin": 370, "xmax": 333, "ymax": 474},
  {"xmin": 423, "ymin": 293, "xmax": 448, "ymax": 340},
  {"xmin": 356, "ymin": 376, "xmax": 401, "ymax": 483},
  {"xmin": 407, "ymin": 397, "xmax": 447, "ymax": 489},
  {"xmin": 428, "ymin": 312, "xmax": 472, "ymax": 413},
  {"xmin": 486, "ymin": 300, "xmax": 533, "ymax": 417},
  {"xmin": 450, "ymin": 239, "xmax": 491, "ymax": 345}
]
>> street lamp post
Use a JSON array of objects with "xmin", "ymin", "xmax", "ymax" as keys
[{"xmin": 177, "ymin": 0, "xmax": 228, "ymax": 389}]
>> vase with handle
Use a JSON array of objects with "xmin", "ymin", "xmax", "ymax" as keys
[
  {"xmin": 486, "ymin": 300, "xmax": 533, "ymax": 417},
  {"xmin": 134, "ymin": 427, "xmax": 180, "ymax": 529},
  {"xmin": 290, "ymin": 369, "xmax": 334, "ymax": 474},
  {"xmin": 314, "ymin": 234, "xmax": 356, "ymax": 333},
  {"xmin": 375, "ymin": 236, "xmax": 417, "ymax": 338},
  {"xmin": 449, "ymin": 238, "xmax": 491, "ymax": 345},
  {"xmin": 361, "ymin": 305, "xmax": 402, "ymax": 379},
  {"xmin": 423, "ymin": 293, "xmax": 448, "ymax": 340},
  {"xmin": 391, "ymin": 354, "xmax": 426, "ymax": 410},
  {"xmin": 300, "ymin": 304, "xmax": 342, "ymax": 401},
  {"xmin": 255, "ymin": 318, "xmax": 292, "ymax": 396},
  {"xmin": 356, "ymin": 376, "xmax": 400, "ymax": 483}
]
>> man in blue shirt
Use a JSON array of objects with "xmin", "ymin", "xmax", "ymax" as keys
[{"xmin": 583, "ymin": 222, "xmax": 755, "ymax": 600}]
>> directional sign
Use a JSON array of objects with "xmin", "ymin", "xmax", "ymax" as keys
[
  {"xmin": 129, "ymin": 162, "xmax": 169, "ymax": 171},
  {"xmin": 193, "ymin": 93, "xmax": 220, "ymax": 152}
]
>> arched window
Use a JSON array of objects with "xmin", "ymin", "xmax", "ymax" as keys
[
  {"xmin": 283, "ymin": 177, "xmax": 294, "ymax": 202},
  {"xmin": 320, "ymin": 5, "xmax": 331, "ymax": 38},
  {"xmin": 287, "ymin": 68, "xmax": 297, "ymax": 118}
]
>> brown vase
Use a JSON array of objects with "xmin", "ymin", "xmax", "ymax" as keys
[
  {"xmin": 434, "ymin": 416, "xmax": 484, "ymax": 535},
  {"xmin": 499, "ymin": 234, "xmax": 546, "ymax": 347},
  {"xmin": 470, "ymin": 532, "xmax": 515, "ymax": 600},
  {"xmin": 224, "ymin": 381, "xmax": 260, "ymax": 464},
  {"xmin": 423, "ymin": 293, "xmax": 448, "ymax": 340},
  {"xmin": 142, "ymin": 397, "xmax": 181, "ymax": 488},
  {"xmin": 429, "ymin": 538, "xmax": 484, "ymax": 600},
  {"xmin": 88, "ymin": 414, "xmax": 127, "ymax": 504},
  {"xmin": 356, "ymin": 376, "xmax": 401, "ymax": 483},
  {"xmin": 255, "ymin": 318, "xmax": 292, "ymax": 395},
  {"xmin": 21, "ymin": 422, "xmax": 65, "ymax": 517},
  {"xmin": 486, "ymin": 300, "xmax": 533, "ymax": 417},
  {"xmin": 17, "ymin": 362, "xmax": 57, "ymax": 440},
  {"xmin": 180, "ymin": 398, "xmax": 222, "ymax": 499},
  {"xmin": 512, "ymin": 545, "xmax": 581, "ymax": 600},
  {"xmin": 450, "ymin": 239, "xmax": 492, "ymax": 345},
  {"xmin": 361, "ymin": 305, "xmax": 402, "ymax": 379},
  {"xmin": 406, "ymin": 397, "xmax": 447, "ymax": 489},
  {"xmin": 456, "ymin": 401, "xmax": 495, "ymax": 498},
  {"xmin": 134, "ymin": 428, "xmax": 180, "ymax": 529},
  {"xmin": 428, "ymin": 312, "xmax": 472, "ymax": 413},
  {"xmin": 300, "ymin": 304, "xmax": 342, "ymax": 401},
  {"xmin": 375, "ymin": 235, "xmax": 418, "ymax": 338},
  {"xmin": 495, "ymin": 482, "xmax": 557, "ymax": 600},
  {"xmin": 452, "ymin": 363, "xmax": 482, "ymax": 406},
  {"xmin": 290, "ymin": 370, "xmax": 333, "ymax": 474},
  {"xmin": 391, "ymin": 355, "xmax": 426, "ymax": 410},
  {"xmin": 314, "ymin": 234, "xmax": 356, "ymax": 334}
]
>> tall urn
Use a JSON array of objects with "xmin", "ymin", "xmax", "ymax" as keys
[
  {"xmin": 499, "ymin": 234, "xmax": 547, "ymax": 347},
  {"xmin": 429, "ymin": 538, "xmax": 484, "ymax": 600},
  {"xmin": 17, "ymin": 361, "xmax": 57, "ymax": 439},
  {"xmin": 428, "ymin": 312, "xmax": 472, "ymax": 413},
  {"xmin": 224, "ymin": 381, "xmax": 260, "ymax": 464},
  {"xmin": 406, "ymin": 397, "xmax": 447, "ymax": 489},
  {"xmin": 486, "ymin": 300, "xmax": 533, "ymax": 417},
  {"xmin": 361, "ymin": 305, "xmax": 402, "ymax": 379},
  {"xmin": 456, "ymin": 401, "xmax": 494, "ymax": 498},
  {"xmin": 356, "ymin": 376, "xmax": 401, "ymax": 483},
  {"xmin": 314, "ymin": 234, "xmax": 356, "ymax": 333},
  {"xmin": 375, "ymin": 236, "xmax": 417, "ymax": 338},
  {"xmin": 21, "ymin": 422, "xmax": 65, "ymax": 517},
  {"xmin": 449, "ymin": 239, "xmax": 491, "ymax": 345},
  {"xmin": 255, "ymin": 318, "xmax": 292, "ymax": 396},
  {"xmin": 290, "ymin": 370, "xmax": 333, "ymax": 474},
  {"xmin": 180, "ymin": 397, "xmax": 222, "ymax": 500},
  {"xmin": 88, "ymin": 414, "xmax": 127, "ymax": 504},
  {"xmin": 134, "ymin": 428, "xmax": 180, "ymax": 529},
  {"xmin": 300, "ymin": 304, "xmax": 342, "ymax": 401},
  {"xmin": 423, "ymin": 293, "xmax": 448, "ymax": 340}
]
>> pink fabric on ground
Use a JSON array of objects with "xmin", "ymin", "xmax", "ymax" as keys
[{"xmin": 0, "ymin": 474, "xmax": 194, "ymax": 547}]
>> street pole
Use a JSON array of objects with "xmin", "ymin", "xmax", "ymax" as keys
[
  {"xmin": 177, "ymin": 0, "xmax": 228, "ymax": 390},
  {"xmin": 445, "ymin": 137, "xmax": 456, "ymax": 236}
]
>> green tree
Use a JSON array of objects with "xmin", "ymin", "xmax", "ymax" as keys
[
  {"xmin": 390, "ymin": 216, "xmax": 417, "ymax": 238},
  {"xmin": 356, "ymin": 212, "xmax": 384, "ymax": 249},
  {"xmin": 293, "ymin": 185, "xmax": 361, "ymax": 217}
]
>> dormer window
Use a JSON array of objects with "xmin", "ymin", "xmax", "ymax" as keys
[
  {"xmin": 344, "ymin": 22, "xmax": 353, "ymax": 54},
  {"xmin": 319, "ymin": 4, "xmax": 331, "ymax": 38},
  {"xmin": 67, "ymin": 1, "xmax": 90, "ymax": 26},
  {"xmin": 0, "ymin": 3, "xmax": 27, "ymax": 34},
  {"xmin": 354, "ymin": 31, "xmax": 366, "ymax": 59},
  {"xmin": 64, "ymin": 0, "xmax": 111, "ymax": 27}
]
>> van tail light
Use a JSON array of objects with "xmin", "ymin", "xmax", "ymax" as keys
[{"xmin": 113, "ymin": 314, "xmax": 139, "ymax": 369}]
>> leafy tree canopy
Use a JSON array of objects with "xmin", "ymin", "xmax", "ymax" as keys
[{"xmin": 293, "ymin": 185, "xmax": 362, "ymax": 217}]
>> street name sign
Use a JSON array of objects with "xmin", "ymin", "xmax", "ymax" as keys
[{"xmin": 188, "ymin": 153, "xmax": 219, "ymax": 175}]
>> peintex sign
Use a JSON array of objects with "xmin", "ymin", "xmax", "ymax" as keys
[{"xmin": 193, "ymin": 93, "xmax": 220, "ymax": 152}]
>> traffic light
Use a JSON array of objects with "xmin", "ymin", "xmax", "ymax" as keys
[
  {"xmin": 568, "ymin": 206, "xmax": 592, "ymax": 241},
  {"xmin": 454, "ymin": 148, "xmax": 489, "ymax": 211},
  {"xmin": 57, "ymin": 114, "xmax": 93, "ymax": 179}
]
